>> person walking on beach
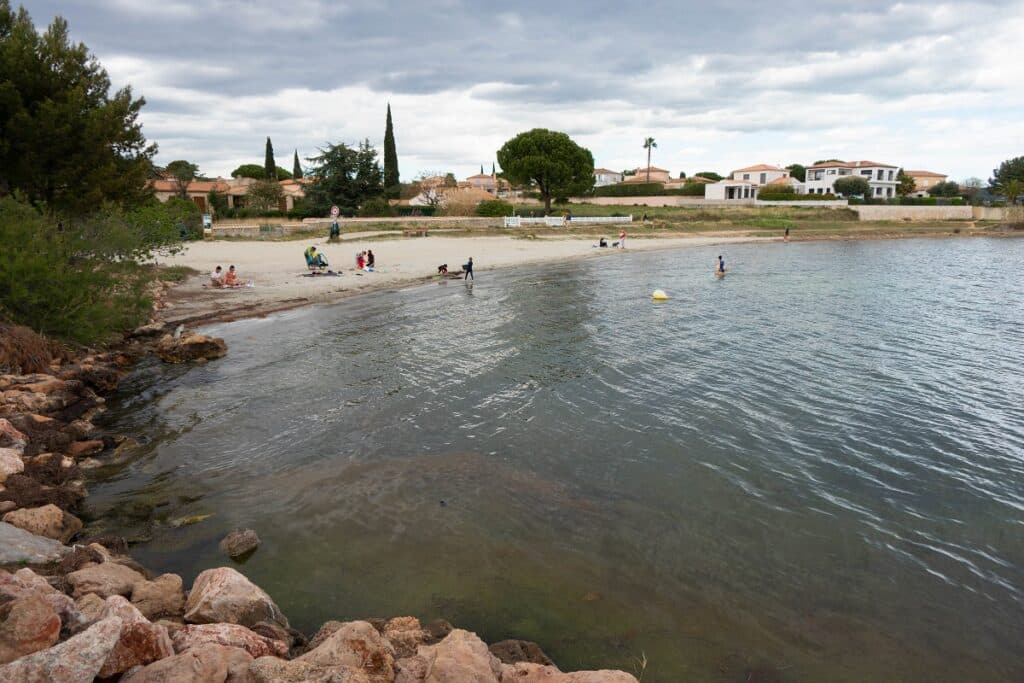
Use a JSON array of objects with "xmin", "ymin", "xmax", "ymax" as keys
[
  {"xmin": 784, "ymin": 227, "xmax": 790, "ymax": 242},
  {"xmin": 717, "ymin": 255, "xmax": 726, "ymax": 274},
  {"xmin": 619, "ymin": 230, "xmax": 626, "ymax": 249},
  {"xmin": 464, "ymin": 257, "xmax": 474, "ymax": 280}
]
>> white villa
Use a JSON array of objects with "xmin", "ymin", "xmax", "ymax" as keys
[
  {"xmin": 706, "ymin": 164, "xmax": 803, "ymax": 200},
  {"xmin": 805, "ymin": 160, "xmax": 899, "ymax": 198},
  {"xmin": 593, "ymin": 168, "xmax": 624, "ymax": 187}
]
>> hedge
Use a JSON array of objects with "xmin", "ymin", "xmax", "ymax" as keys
[
  {"xmin": 395, "ymin": 205, "xmax": 437, "ymax": 217},
  {"xmin": 476, "ymin": 199, "xmax": 513, "ymax": 216},
  {"xmin": 594, "ymin": 183, "xmax": 665, "ymax": 196},
  {"xmin": 758, "ymin": 193, "xmax": 839, "ymax": 201}
]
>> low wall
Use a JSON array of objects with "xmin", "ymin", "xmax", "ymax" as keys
[
  {"xmin": 972, "ymin": 206, "xmax": 1008, "ymax": 221},
  {"xmin": 755, "ymin": 200, "xmax": 849, "ymax": 207},
  {"xmin": 851, "ymin": 205, "xmax": 973, "ymax": 221},
  {"xmin": 576, "ymin": 196, "xmax": 754, "ymax": 207}
]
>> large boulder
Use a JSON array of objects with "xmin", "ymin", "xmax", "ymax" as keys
[
  {"xmin": 120, "ymin": 643, "xmax": 252, "ymax": 683},
  {"xmin": 0, "ymin": 447, "xmax": 23, "ymax": 483},
  {"xmin": 184, "ymin": 567, "xmax": 288, "ymax": 629},
  {"xmin": 0, "ymin": 521, "xmax": 70, "ymax": 564},
  {"xmin": 172, "ymin": 623, "xmax": 288, "ymax": 659},
  {"xmin": 419, "ymin": 629, "xmax": 503, "ymax": 683},
  {"xmin": 249, "ymin": 620, "xmax": 394, "ymax": 683},
  {"xmin": 0, "ymin": 417, "xmax": 28, "ymax": 451},
  {"xmin": 499, "ymin": 663, "xmax": 640, "ymax": 682},
  {"xmin": 383, "ymin": 616, "xmax": 429, "ymax": 658},
  {"xmin": 96, "ymin": 595, "xmax": 174, "ymax": 678},
  {"xmin": 67, "ymin": 560, "xmax": 146, "ymax": 599},
  {"xmin": 155, "ymin": 334, "xmax": 227, "ymax": 364},
  {"xmin": 131, "ymin": 573, "xmax": 185, "ymax": 620},
  {"xmin": 219, "ymin": 528, "xmax": 260, "ymax": 559},
  {"xmin": 0, "ymin": 615, "xmax": 122, "ymax": 683},
  {"xmin": 2, "ymin": 503, "xmax": 82, "ymax": 543},
  {"xmin": 0, "ymin": 568, "xmax": 80, "ymax": 632},
  {"xmin": 0, "ymin": 594, "xmax": 62, "ymax": 664}
]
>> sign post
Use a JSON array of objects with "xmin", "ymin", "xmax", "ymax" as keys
[{"xmin": 330, "ymin": 205, "xmax": 340, "ymax": 218}]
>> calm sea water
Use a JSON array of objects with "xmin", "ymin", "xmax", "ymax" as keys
[{"xmin": 89, "ymin": 238, "xmax": 1024, "ymax": 682}]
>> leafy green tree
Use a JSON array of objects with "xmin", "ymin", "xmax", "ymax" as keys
[
  {"xmin": 814, "ymin": 159, "xmax": 844, "ymax": 164},
  {"xmin": 896, "ymin": 169, "xmax": 916, "ymax": 196},
  {"xmin": 0, "ymin": 2, "xmax": 155, "ymax": 212},
  {"xmin": 304, "ymin": 140, "xmax": 384, "ymax": 215},
  {"xmin": 231, "ymin": 164, "xmax": 291, "ymax": 180},
  {"xmin": 444, "ymin": 173, "xmax": 457, "ymax": 187},
  {"xmin": 990, "ymin": 156, "xmax": 1024, "ymax": 192},
  {"xmin": 694, "ymin": 171, "xmax": 723, "ymax": 181},
  {"xmin": 247, "ymin": 179, "xmax": 284, "ymax": 211},
  {"xmin": 643, "ymin": 137, "xmax": 657, "ymax": 181},
  {"xmin": 383, "ymin": 104, "xmax": 399, "ymax": 199},
  {"xmin": 165, "ymin": 160, "xmax": 199, "ymax": 199},
  {"xmin": 264, "ymin": 137, "xmax": 276, "ymax": 179},
  {"xmin": 496, "ymin": 128, "xmax": 594, "ymax": 212},
  {"xmin": 293, "ymin": 150, "xmax": 303, "ymax": 179},
  {"xmin": 928, "ymin": 181, "xmax": 960, "ymax": 197},
  {"xmin": 786, "ymin": 164, "xmax": 806, "ymax": 182},
  {"xmin": 1001, "ymin": 179, "xmax": 1024, "ymax": 204},
  {"xmin": 833, "ymin": 176, "xmax": 871, "ymax": 197}
]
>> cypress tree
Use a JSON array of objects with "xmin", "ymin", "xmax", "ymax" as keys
[
  {"xmin": 383, "ymin": 104, "xmax": 400, "ymax": 199},
  {"xmin": 264, "ymin": 137, "xmax": 276, "ymax": 179},
  {"xmin": 293, "ymin": 150, "xmax": 302, "ymax": 179},
  {"xmin": 480, "ymin": 164, "xmax": 484, "ymax": 175},
  {"xmin": 491, "ymin": 162, "xmax": 495, "ymax": 175}
]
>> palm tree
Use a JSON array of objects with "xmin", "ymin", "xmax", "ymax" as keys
[{"xmin": 643, "ymin": 137, "xmax": 657, "ymax": 182}]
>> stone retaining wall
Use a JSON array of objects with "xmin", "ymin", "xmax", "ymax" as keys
[{"xmin": 851, "ymin": 205, "xmax": 974, "ymax": 221}]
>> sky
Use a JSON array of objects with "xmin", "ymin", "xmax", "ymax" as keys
[{"xmin": 20, "ymin": 0, "xmax": 1024, "ymax": 183}]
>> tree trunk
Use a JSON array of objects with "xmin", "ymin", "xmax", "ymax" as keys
[
  {"xmin": 646, "ymin": 148, "xmax": 651, "ymax": 182},
  {"xmin": 544, "ymin": 193, "xmax": 552, "ymax": 213}
]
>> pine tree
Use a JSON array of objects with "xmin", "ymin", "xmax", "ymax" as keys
[
  {"xmin": 264, "ymin": 137, "xmax": 276, "ymax": 179},
  {"xmin": 480, "ymin": 164, "xmax": 484, "ymax": 175},
  {"xmin": 293, "ymin": 150, "xmax": 302, "ymax": 179},
  {"xmin": 383, "ymin": 104, "xmax": 400, "ymax": 199}
]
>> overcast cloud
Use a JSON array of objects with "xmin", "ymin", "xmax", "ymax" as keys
[{"xmin": 21, "ymin": 0, "xmax": 1024, "ymax": 181}]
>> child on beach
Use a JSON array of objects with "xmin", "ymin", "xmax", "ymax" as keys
[
  {"xmin": 210, "ymin": 266, "xmax": 224, "ymax": 287},
  {"xmin": 464, "ymin": 257, "xmax": 474, "ymax": 280},
  {"xmin": 619, "ymin": 230, "xmax": 626, "ymax": 249}
]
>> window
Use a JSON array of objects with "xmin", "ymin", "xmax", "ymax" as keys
[
  {"xmin": 886, "ymin": 187, "xmax": 893, "ymax": 197},
  {"xmin": 760, "ymin": 173, "xmax": 767, "ymax": 184},
  {"xmin": 875, "ymin": 187, "xmax": 882, "ymax": 195},
  {"xmin": 888, "ymin": 170, "xmax": 894, "ymax": 180},
  {"xmin": 839, "ymin": 170, "xmax": 849, "ymax": 175},
  {"xmin": 827, "ymin": 169, "xmax": 836, "ymax": 175},
  {"xmin": 861, "ymin": 170, "xmax": 872, "ymax": 177},
  {"xmin": 813, "ymin": 171, "xmax": 823, "ymax": 180},
  {"xmin": 743, "ymin": 174, "xmax": 750, "ymax": 180},
  {"xmin": 877, "ymin": 169, "xmax": 883, "ymax": 180}
]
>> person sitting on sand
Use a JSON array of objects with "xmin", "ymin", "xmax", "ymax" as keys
[
  {"xmin": 305, "ymin": 246, "xmax": 328, "ymax": 271},
  {"xmin": 356, "ymin": 251, "xmax": 366, "ymax": 270},
  {"xmin": 598, "ymin": 237, "xmax": 608, "ymax": 248},
  {"xmin": 224, "ymin": 265, "xmax": 245, "ymax": 288},
  {"xmin": 210, "ymin": 266, "xmax": 224, "ymax": 287},
  {"xmin": 366, "ymin": 250, "xmax": 375, "ymax": 270},
  {"xmin": 438, "ymin": 264, "xmax": 448, "ymax": 275}
]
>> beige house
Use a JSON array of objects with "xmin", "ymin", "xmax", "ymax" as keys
[
  {"xmin": 905, "ymin": 170, "xmax": 947, "ymax": 197},
  {"xmin": 148, "ymin": 177, "xmax": 310, "ymax": 213},
  {"xmin": 593, "ymin": 168, "xmax": 624, "ymax": 186},
  {"xmin": 462, "ymin": 173, "xmax": 511, "ymax": 197},
  {"xmin": 622, "ymin": 166, "xmax": 672, "ymax": 183}
]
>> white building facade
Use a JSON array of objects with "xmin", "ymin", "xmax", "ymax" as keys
[
  {"xmin": 805, "ymin": 160, "xmax": 899, "ymax": 198},
  {"xmin": 731, "ymin": 164, "xmax": 790, "ymax": 185},
  {"xmin": 593, "ymin": 168, "xmax": 624, "ymax": 187}
]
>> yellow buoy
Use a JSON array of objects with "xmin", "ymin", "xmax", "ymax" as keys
[{"xmin": 652, "ymin": 289, "xmax": 668, "ymax": 301}]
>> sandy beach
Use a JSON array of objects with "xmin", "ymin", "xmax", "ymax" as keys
[{"xmin": 161, "ymin": 232, "xmax": 771, "ymax": 325}]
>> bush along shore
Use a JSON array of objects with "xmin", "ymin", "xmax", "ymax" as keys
[{"xmin": 0, "ymin": 320, "xmax": 638, "ymax": 682}]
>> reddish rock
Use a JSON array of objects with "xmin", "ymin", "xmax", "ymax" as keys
[
  {"xmin": 395, "ymin": 655, "xmax": 430, "ymax": 683},
  {"xmin": 0, "ymin": 615, "xmax": 122, "ymax": 683},
  {"xmin": 419, "ymin": 629, "xmax": 503, "ymax": 682},
  {"xmin": 0, "ymin": 568, "xmax": 79, "ymax": 630},
  {"xmin": 97, "ymin": 596, "xmax": 174, "ymax": 678},
  {"xmin": 383, "ymin": 616, "xmax": 429, "ymax": 658},
  {"xmin": 250, "ymin": 621, "xmax": 393, "ymax": 683},
  {"xmin": 2, "ymin": 503, "xmax": 82, "ymax": 543},
  {"xmin": 0, "ymin": 594, "xmax": 61, "ymax": 664},
  {"xmin": 67, "ymin": 561, "xmax": 146, "ymax": 599},
  {"xmin": 67, "ymin": 439, "xmax": 104, "ymax": 458},
  {"xmin": 183, "ymin": 567, "xmax": 288, "ymax": 629},
  {"xmin": 171, "ymin": 623, "xmax": 288, "ymax": 659},
  {"xmin": 119, "ymin": 642, "xmax": 252, "ymax": 683},
  {"xmin": 0, "ymin": 448, "xmax": 23, "ymax": 483},
  {"xmin": 131, "ymin": 573, "xmax": 185, "ymax": 620},
  {"xmin": 0, "ymin": 417, "xmax": 28, "ymax": 450}
]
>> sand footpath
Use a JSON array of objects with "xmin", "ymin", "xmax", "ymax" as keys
[{"xmin": 160, "ymin": 232, "xmax": 769, "ymax": 325}]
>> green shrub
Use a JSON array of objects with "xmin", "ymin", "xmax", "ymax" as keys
[
  {"xmin": 0, "ymin": 197, "xmax": 182, "ymax": 344},
  {"xmin": 358, "ymin": 197, "xmax": 396, "ymax": 217},
  {"xmin": 758, "ymin": 193, "xmax": 839, "ymax": 201},
  {"xmin": 594, "ymin": 183, "xmax": 665, "ymax": 197},
  {"xmin": 666, "ymin": 183, "xmax": 706, "ymax": 196},
  {"xmin": 476, "ymin": 199, "xmax": 514, "ymax": 216},
  {"xmin": 395, "ymin": 205, "xmax": 437, "ymax": 217},
  {"xmin": 159, "ymin": 198, "xmax": 203, "ymax": 239}
]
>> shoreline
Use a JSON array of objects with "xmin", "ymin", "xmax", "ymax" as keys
[{"xmin": 161, "ymin": 226, "xmax": 1018, "ymax": 330}]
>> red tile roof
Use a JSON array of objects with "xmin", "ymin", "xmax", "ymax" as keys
[{"xmin": 734, "ymin": 164, "xmax": 785, "ymax": 172}]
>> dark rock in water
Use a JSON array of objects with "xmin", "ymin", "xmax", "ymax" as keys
[
  {"xmin": 423, "ymin": 619, "xmax": 453, "ymax": 644},
  {"xmin": 155, "ymin": 334, "xmax": 226, "ymax": 364},
  {"xmin": 219, "ymin": 528, "xmax": 260, "ymax": 559},
  {"xmin": 489, "ymin": 639, "xmax": 555, "ymax": 666}
]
